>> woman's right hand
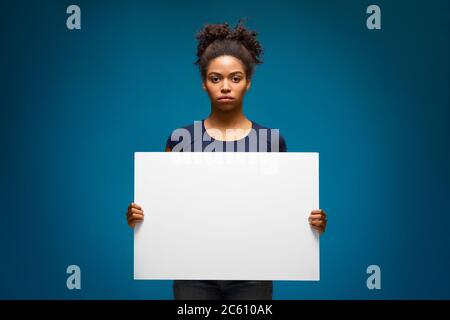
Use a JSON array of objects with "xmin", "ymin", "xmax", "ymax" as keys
[{"xmin": 126, "ymin": 202, "xmax": 144, "ymax": 228}]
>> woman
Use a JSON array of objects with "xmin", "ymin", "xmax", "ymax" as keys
[{"xmin": 126, "ymin": 21, "xmax": 327, "ymax": 300}]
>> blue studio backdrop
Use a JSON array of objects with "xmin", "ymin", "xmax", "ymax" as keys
[{"xmin": 1, "ymin": 0, "xmax": 449, "ymax": 299}]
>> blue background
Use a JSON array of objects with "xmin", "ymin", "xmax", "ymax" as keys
[{"xmin": 1, "ymin": 0, "xmax": 449, "ymax": 299}]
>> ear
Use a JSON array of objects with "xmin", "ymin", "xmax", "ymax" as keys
[
  {"xmin": 246, "ymin": 80, "xmax": 251, "ymax": 91},
  {"xmin": 202, "ymin": 81, "xmax": 207, "ymax": 91}
]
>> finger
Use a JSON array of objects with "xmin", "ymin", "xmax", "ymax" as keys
[
  {"xmin": 309, "ymin": 214, "xmax": 325, "ymax": 220},
  {"xmin": 128, "ymin": 202, "xmax": 142, "ymax": 211},
  {"xmin": 311, "ymin": 209, "xmax": 324, "ymax": 214},
  {"xmin": 128, "ymin": 214, "xmax": 143, "ymax": 221},
  {"xmin": 131, "ymin": 203, "xmax": 142, "ymax": 210},
  {"xmin": 128, "ymin": 213, "xmax": 144, "ymax": 221},
  {"xmin": 308, "ymin": 217, "xmax": 326, "ymax": 225},
  {"xmin": 311, "ymin": 211, "xmax": 326, "ymax": 219},
  {"xmin": 130, "ymin": 208, "xmax": 144, "ymax": 215},
  {"xmin": 309, "ymin": 220, "xmax": 325, "ymax": 227},
  {"xmin": 128, "ymin": 217, "xmax": 144, "ymax": 226},
  {"xmin": 126, "ymin": 208, "xmax": 144, "ymax": 218}
]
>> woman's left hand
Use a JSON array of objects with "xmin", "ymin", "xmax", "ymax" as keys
[{"xmin": 308, "ymin": 209, "xmax": 327, "ymax": 234}]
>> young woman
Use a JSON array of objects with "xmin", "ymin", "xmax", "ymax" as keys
[{"xmin": 126, "ymin": 21, "xmax": 327, "ymax": 300}]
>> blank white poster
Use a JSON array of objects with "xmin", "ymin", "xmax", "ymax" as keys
[{"xmin": 134, "ymin": 152, "xmax": 319, "ymax": 281}]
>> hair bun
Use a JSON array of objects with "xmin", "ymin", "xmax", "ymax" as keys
[
  {"xmin": 196, "ymin": 23, "xmax": 232, "ymax": 60},
  {"xmin": 196, "ymin": 21, "xmax": 263, "ymax": 64},
  {"xmin": 230, "ymin": 21, "xmax": 263, "ymax": 64}
]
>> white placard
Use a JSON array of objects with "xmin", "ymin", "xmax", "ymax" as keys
[{"xmin": 134, "ymin": 152, "xmax": 319, "ymax": 281}]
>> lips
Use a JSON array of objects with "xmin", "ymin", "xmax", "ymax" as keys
[{"xmin": 218, "ymin": 96, "xmax": 235, "ymax": 101}]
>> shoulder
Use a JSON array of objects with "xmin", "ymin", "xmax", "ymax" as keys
[
  {"xmin": 165, "ymin": 121, "xmax": 202, "ymax": 151},
  {"xmin": 251, "ymin": 121, "xmax": 288, "ymax": 152}
]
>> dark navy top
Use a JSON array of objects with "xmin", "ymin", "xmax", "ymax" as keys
[{"xmin": 165, "ymin": 119, "xmax": 287, "ymax": 152}]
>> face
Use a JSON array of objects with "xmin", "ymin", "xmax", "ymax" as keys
[{"xmin": 202, "ymin": 55, "xmax": 251, "ymax": 111}]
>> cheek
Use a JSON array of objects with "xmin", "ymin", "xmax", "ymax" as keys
[
  {"xmin": 235, "ymin": 83, "xmax": 248, "ymax": 96},
  {"xmin": 204, "ymin": 84, "xmax": 217, "ymax": 95}
]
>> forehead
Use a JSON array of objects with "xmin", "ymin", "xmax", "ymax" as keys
[{"xmin": 207, "ymin": 55, "xmax": 245, "ymax": 74}]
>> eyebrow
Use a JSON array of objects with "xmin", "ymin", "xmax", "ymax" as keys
[{"xmin": 207, "ymin": 71, "xmax": 244, "ymax": 76}]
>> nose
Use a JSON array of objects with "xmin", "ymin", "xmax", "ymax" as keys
[{"xmin": 221, "ymin": 79, "xmax": 231, "ymax": 93}]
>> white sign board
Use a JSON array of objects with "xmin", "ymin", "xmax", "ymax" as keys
[{"xmin": 134, "ymin": 152, "xmax": 319, "ymax": 281}]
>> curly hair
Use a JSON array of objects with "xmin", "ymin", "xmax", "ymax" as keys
[{"xmin": 195, "ymin": 20, "xmax": 263, "ymax": 81}]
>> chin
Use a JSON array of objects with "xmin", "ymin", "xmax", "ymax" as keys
[{"xmin": 215, "ymin": 102, "xmax": 239, "ymax": 112}]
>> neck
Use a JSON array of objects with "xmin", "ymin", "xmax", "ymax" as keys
[{"xmin": 206, "ymin": 104, "xmax": 250, "ymax": 130}]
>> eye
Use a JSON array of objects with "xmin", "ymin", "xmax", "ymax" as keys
[
  {"xmin": 209, "ymin": 76, "xmax": 220, "ymax": 83},
  {"xmin": 231, "ymin": 76, "xmax": 241, "ymax": 83}
]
